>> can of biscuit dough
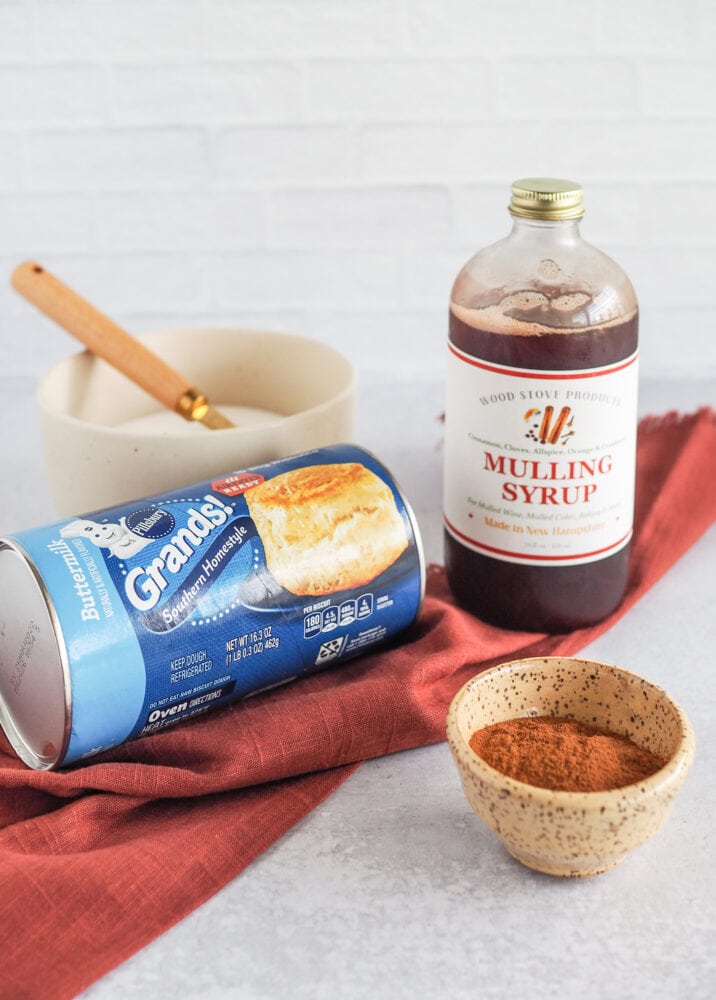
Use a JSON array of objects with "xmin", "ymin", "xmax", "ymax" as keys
[{"xmin": 0, "ymin": 445, "xmax": 424, "ymax": 770}]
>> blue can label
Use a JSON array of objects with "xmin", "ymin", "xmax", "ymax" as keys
[{"xmin": 5, "ymin": 445, "xmax": 423, "ymax": 766}]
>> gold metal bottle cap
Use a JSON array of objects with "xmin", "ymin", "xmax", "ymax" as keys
[{"xmin": 509, "ymin": 177, "xmax": 584, "ymax": 220}]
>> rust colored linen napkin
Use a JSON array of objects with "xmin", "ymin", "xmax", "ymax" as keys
[{"xmin": 1, "ymin": 408, "xmax": 715, "ymax": 1000}]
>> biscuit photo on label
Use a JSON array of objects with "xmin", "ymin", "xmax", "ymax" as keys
[{"xmin": 244, "ymin": 463, "xmax": 409, "ymax": 596}]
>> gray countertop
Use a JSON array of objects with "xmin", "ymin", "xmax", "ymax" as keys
[{"xmin": 2, "ymin": 373, "xmax": 715, "ymax": 1000}]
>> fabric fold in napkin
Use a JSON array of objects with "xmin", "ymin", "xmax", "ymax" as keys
[{"xmin": 1, "ymin": 407, "xmax": 715, "ymax": 1000}]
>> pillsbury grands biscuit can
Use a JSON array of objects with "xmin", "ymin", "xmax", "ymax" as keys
[{"xmin": 0, "ymin": 445, "xmax": 424, "ymax": 770}]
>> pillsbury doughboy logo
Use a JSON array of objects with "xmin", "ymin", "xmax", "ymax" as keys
[
  {"xmin": 58, "ymin": 507, "xmax": 176, "ymax": 558},
  {"xmin": 60, "ymin": 515, "xmax": 154, "ymax": 558},
  {"xmin": 124, "ymin": 507, "xmax": 176, "ymax": 540}
]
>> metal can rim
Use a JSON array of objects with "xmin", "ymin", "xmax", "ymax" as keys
[{"xmin": 0, "ymin": 538, "xmax": 72, "ymax": 770}]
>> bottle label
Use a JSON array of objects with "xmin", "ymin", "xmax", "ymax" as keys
[{"xmin": 443, "ymin": 344, "xmax": 639, "ymax": 566}]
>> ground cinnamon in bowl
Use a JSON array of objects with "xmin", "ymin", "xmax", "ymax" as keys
[
  {"xmin": 469, "ymin": 716, "xmax": 667, "ymax": 793},
  {"xmin": 448, "ymin": 658, "xmax": 695, "ymax": 876}
]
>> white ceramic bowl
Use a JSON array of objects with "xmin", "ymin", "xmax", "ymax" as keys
[{"xmin": 38, "ymin": 327, "xmax": 356, "ymax": 515}]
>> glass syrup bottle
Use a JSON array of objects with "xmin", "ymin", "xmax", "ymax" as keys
[{"xmin": 443, "ymin": 178, "xmax": 639, "ymax": 632}]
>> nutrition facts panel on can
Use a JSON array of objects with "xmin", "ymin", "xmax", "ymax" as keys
[{"xmin": 302, "ymin": 593, "xmax": 375, "ymax": 638}]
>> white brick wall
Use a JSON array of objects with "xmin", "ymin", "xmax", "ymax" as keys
[{"xmin": 0, "ymin": 0, "xmax": 714, "ymax": 382}]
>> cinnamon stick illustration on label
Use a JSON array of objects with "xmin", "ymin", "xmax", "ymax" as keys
[
  {"xmin": 538, "ymin": 405, "xmax": 554, "ymax": 444},
  {"xmin": 524, "ymin": 405, "xmax": 574, "ymax": 445},
  {"xmin": 548, "ymin": 406, "xmax": 572, "ymax": 445},
  {"xmin": 522, "ymin": 406, "xmax": 574, "ymax": 445}
]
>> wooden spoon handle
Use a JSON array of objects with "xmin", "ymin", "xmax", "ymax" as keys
[{"xmin": 11, "ymin": 261, "xmax": 194, "ymax": 414}]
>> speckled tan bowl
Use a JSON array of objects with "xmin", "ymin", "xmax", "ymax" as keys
[{"xmin": 446, "ymin": 657, "xmax": 695, "ymax": 877}]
